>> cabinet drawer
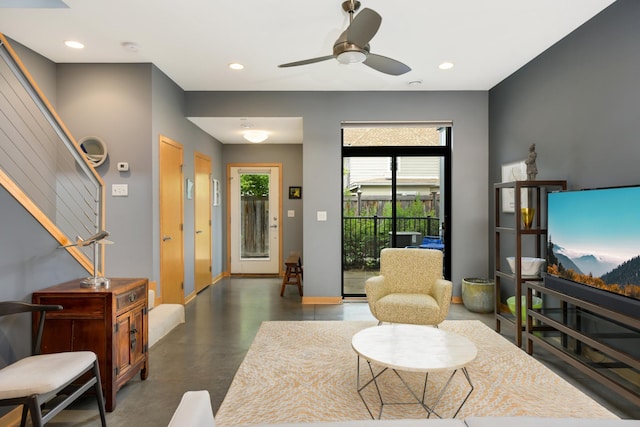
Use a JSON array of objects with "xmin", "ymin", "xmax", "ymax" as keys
[
  {"xmin": 36, "ymin": 295, "xmax": 105, "ymax": 319},
  {"xmin": 116, "ymin": 285, "xmax": 146, "ymax": 311}
]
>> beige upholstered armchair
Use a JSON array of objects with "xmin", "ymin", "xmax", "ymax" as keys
[{"xmin": 365, "ymin": 248, "xmax": 453, "ymax": 326}]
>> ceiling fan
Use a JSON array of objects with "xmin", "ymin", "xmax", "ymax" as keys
[{"xmin": 278, "ymin": 0, "xmax": 411, "ymax": 76}]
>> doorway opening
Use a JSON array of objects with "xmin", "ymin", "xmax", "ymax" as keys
[{"xmin": 342, "ymin": 123, "xmax": 452, "ymax": 297}]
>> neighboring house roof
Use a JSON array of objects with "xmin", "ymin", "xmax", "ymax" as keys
[{"xmin": 343, "ymin": 127, "xmax": 442, "ymax": 147}]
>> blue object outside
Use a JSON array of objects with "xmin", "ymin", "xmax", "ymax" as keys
[{"xmin": 418, "ymin": 236, "xmax": 444, "ymax": 250}]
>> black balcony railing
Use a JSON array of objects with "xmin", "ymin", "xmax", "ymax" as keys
[{"xmin": 343, "ymin": 215, "xmax": 441, "ymax": 270}]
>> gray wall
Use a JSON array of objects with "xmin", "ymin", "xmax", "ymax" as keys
[
  {"xmin": 56, "ymin": 63, "xmax": 155, "ymax": 280},
  {"xmin": 0, "ymin": 187, "xmax": 88, "ymax": 362},
  {"xmin": 488, "ymin": 0, "xmax": 640, "ymax": 277},
  {"xmin": 186, "ymin": 91, "xmax": 489, "ymax": 298},
  {"xmin": 7, "ymin": 37, "xmax": 57, "ymax": 105},
  {"xmin": 56, "ymin": 63, "xmax": 224, "ymax": 297},
  {"xmin": 222, "ymin": 144, "xmax": 304, "ymax": 266}
]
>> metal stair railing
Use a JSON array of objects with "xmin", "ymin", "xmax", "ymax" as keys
[{"xmin": 0, "ymin": 33, "xmax": 106, "ymax": 275}]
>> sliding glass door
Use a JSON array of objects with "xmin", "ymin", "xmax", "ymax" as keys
[{"xmin": 342, "ymin": 124, "xmax": 451, "ymax": 297}]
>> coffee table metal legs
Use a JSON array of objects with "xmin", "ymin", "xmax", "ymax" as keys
[{"xmin": 356, "ymin": 356, "xmax": 474, "ymax": 420}]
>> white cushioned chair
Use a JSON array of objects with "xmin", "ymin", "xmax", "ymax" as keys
[
  {"xmin": 365, "ymin": 248, "xmax": 453, "ymax": 326},
  {"xmin": 0, "ymin": 301, "xmax": 106, "ymax": 427},
  {"xmin": 168, "ymin": 390, "xmax": 215, "ymax": 427}
]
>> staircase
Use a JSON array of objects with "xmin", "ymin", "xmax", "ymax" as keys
[{"xmin": 0, "ymin": 33, "xmax": 105, "ymax": 275}]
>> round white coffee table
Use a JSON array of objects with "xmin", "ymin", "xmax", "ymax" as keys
[{"xmin": 351, "ymin": 324, "xmax": 477, "ymax": 419}]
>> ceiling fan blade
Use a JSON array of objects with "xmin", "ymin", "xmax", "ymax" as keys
[
  {"xmin": 346, "ymin": 8, "xmax": 381, "ymax": 46},
  {"xmin": 364, "ymin": 53, "xmax": 411, "ymax": 76},
  {"xmin": 278, "ymin": 55, "xmax": 335, "ymax": 68}
]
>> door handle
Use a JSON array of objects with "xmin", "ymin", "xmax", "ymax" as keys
[
  {"xmin": 195, "ymin": 230, "xmax": 203, "ymax": 234},
  {"xmin": 162, "ymin": 235, "xmax": 172, "ymax": 241},
  {"xmin": 270, "ymin": 225, "xmax": 278, "ymax": 228}
]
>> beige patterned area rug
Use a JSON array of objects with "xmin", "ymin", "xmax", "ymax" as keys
[{"xmin": 215, "ymin": 320, "xmax": 616, "ymax": 425}]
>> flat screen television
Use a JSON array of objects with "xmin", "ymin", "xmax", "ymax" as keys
[{"xmin": 546, "ymin": 185, "xmax": 640, "ymax": 319}]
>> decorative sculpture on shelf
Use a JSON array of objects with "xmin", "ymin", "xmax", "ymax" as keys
[
  {"xmin": 61, "ymin": 230, "xmax": 113, "ymax": 288},
  {"xmin": 525, "ymin": 143, "xmax": 538, "ymax": 180}
]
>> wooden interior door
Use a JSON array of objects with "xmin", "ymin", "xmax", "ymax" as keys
[
  {"xmin": 159, "ymin": 135, "xmax": 184, "ymax": 304},
  {"xmin": 194, "ymin": 151, "xmax": 212, "ymax": 293}
]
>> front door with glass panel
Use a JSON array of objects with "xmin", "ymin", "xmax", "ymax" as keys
[{"xmin": 229, "ymin": 165, "xmax": 281, "ymax": 274}]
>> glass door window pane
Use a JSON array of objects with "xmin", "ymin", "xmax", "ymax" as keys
[
  {"xmin": 343, "ymin": 157, "xmax": 391, "ymax": 295},
  {"xmin": 240, "ymin": 173, "xmax": 270, "ymax": 259},
  {"xmin": 394, "ymin": 155, "xmax": 443, "ymax": 249}
]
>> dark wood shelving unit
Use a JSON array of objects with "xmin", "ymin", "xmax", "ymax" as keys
[
  {"xmin": 493, "ymin": 180, "xmax": 567, "ymax": 347},
  {"xmin": 524, "ymin": 281, "xmax": 640, "ymax": 406}
]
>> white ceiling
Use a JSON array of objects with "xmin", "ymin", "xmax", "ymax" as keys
[
  {"xmin": 187, "ymin": 117, "xmax": 304, "ymax": 145},
  {"xmin": 0, "ymin": 0, "xmax": 616, "ymax": 143}
]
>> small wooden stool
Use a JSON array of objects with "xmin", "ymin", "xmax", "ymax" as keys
[{"xmin": 280, "ymin": 253, "xmax": 303, "ymax": 297}]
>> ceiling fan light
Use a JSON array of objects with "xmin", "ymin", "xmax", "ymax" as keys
[
  {"xmin": 243, "ymin": 130, "xmax": 269, "ymax": 143},
  {"xmin": 337, "ymin": 51, "xmax": 366, "ymax": 64}
]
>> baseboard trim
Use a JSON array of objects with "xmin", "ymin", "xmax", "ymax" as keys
[
  {"xmin": 451, "ymin": 296, "xmax": 463, "ymax": 304},
  {"xmin": 185, "ymin": 290, "xmax": 197, "ymax": 305},
  {"xmin": 302, "ymin": 296, "xmax": 342, "ymax": 305}
]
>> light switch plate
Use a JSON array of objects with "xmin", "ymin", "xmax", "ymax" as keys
[
  {"xmin": 112, "ymin": 184, "xmax": 128, "ymax": 196},
  {"xmin": 317, "ymin": 211, "xmax": 327, "ymax": 221},
  {"xmin": 288, "ymin": 210, "xmax": 295, "ymax": 217}
]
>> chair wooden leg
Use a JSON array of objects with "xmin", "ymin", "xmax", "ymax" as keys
[
  {"xmin": 93, "ymin": 360, "xmax": 108, "ymax": 427},
  {"xmin": 296, "ymin": 268, "xmax": 303, "ymax": 296},
  {"xmin": 280, "ymin": 268, "xmax": 289, "ymax": 297}
]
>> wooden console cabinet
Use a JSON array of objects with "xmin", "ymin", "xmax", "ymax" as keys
[{"xmin": 32, "ymin": 278, "xmax": 149, "ymax": 412}]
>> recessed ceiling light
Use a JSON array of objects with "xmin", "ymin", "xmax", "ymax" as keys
[
  {"xmin": 439, "ymin": 62, "xmax": 454, "ymax": 70},
  {"xmin": 64, "ymin": 40, "xmax": 84, "ymax": 49},
  {"xmin": 229, "ymin": 63, "xmax": 244, "ymax": 70}
]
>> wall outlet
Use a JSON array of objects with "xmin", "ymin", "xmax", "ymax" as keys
[{"xmin": 112, "ymin": 184, "xmax": 128, "ymax": 196}]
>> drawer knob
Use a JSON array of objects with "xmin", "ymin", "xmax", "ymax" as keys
[{"xmin": 128, "ymin": 293, "xmax": 137, "ymax": 302}]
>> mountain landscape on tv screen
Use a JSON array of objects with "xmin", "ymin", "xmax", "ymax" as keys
[
  {"xmin": 548, "ymin": 243, "xmax": 640, "ymax": 301},
  {"xmin": 551, "ymin": 244, "xmax": 619, "ymax": 277}
]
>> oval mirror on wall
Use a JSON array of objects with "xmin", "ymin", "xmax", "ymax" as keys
[{"xmin": 79, "ymin": 136, "xmax": 108, "ymax": 167}]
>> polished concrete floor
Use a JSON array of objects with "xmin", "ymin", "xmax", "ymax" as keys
[{"xmin": 52, "ymin": 277, "xmax": 638, "ymax": 426}]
